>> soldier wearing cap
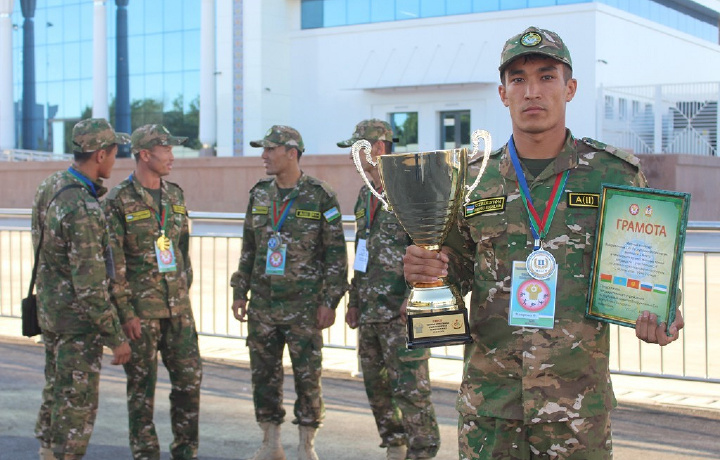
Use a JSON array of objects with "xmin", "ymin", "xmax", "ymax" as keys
[
  {"xmin": 338, "ymin": 119, "xmax": 440, "ymax": 460},
  {"xmin": 33, "ymin": 118, "xmax": 131, "ymax": 460},
  {"xmin": 230, "ymin": 125, "xmax": 348, "ymax": 460},
  {"xmin": 104, "ymin": 124, "xmax": 202, "ymax": 460},
  {"xmin": 403, "ymin": 27, "xmax": 685, "ymax": 458}
]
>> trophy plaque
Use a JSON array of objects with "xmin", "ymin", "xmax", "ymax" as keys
[{"xmin": 352, "ymin": 130, "xmax": 491, "ymax": 348}]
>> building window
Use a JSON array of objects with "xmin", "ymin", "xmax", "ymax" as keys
[
  {"xmin": 605, "ymin": 95, "xmax": 614, "ymax": 120},
  {"xmin": 390, "ymin": 112, "xmax": 418, "ymax": 153},
  {"xmin": 440, "ymin": 110, "xmax": 471, "ymax": 149},
  {"xmin": 619, "ymin": 98, "xmax": 627, "ymax": 121}
]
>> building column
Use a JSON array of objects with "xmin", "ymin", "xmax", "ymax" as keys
[
  {"xmin": 115, "ymin": 0, "xmax": 130, "ymax": 155},
  {"xmin": 93, "ymin": 0, "xmax": 108, "ymax": 120},
  {"xmin": 0, "ymin": 0, "xmax": 15, "ymax": 150},
  {"xmin": 199, "ymin": 0, "xmax": 216, "ymax": 156},
  {"xmin": 20, "ymin": 0, "xmax": 37, "ymax": 150}
]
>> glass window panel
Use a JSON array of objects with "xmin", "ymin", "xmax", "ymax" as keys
[
  {"xmin": 79, "ymin": 2, "xmax": 92, "ymax": 41},
  {"xmin": 34, "ymin": 46, "xmax": 48, "ymax": 83},
  {"xmin": 45, "ymin": 44, "xmax": 64, "ymax": 82},
  {"xmin": 163, "ymin": 72, "xmax": 184, "ymax": 110},
  {"xmin": 129, "ymin": 74, "xmax": 146, "ymax": 105},
  {"xmin": 183, "ymin": 0, "xmax": 201, "ymax": 29},
  {"xmin": 163, "ymin": 32, "xmax": 184, "ymax": 73},
  {"xmin": 529, "ymin": 0, "xmax": 558, "ymax": 7},
  {"xmin": 79, "ymin": 40, "xmax": 92, "ymax": 79},
  {"xmin": 128, "ymin": 35, "xmax": 145, "ymax": 75},
  {"xmin": 183, "ymin": 30, "xmax": 200, "ymax": 71},
  {"xmin": 144, "ymin": 35, "xmax": 163, "ymax": 74},
  {"xmin": 447, "ymin": 0, "xmax": 472, "ymax": 15},
  {"xmin": 323, "ymin": 0, "xmax": 346, "ymax": 27},
  {"xmin": 301, "ymin": 0, "xmax": 324, "ymax": 29},
  {"xmin": 396, "ymin": 0, "xmax": 420, "ymax": 20},
  {"xmin": 59, "ymin": 80, "xmax": 80, "ymax": 119},
  {"xmin": 62, "ymin": 4, "xmax": 81, "ymax": 43},
  {"xmin": 474, "ymin": 0, "xmax": 500, "ymax": 13},
  {"xmin": 420, "ymin": 0, "xmax": 445, "ymax": 18},
  {"xmin": 371, "ymin": 0, "xmax": 394, "ymax": 22},
  {"xmin": 142, "ymin": 74, "xmax": 164, "ymax": 107},
  {"xmin": 183, "ymin": 71, "xmax": 200, "ymax": 111},
  {"xmin": 347, "ymin": 0, "xmax": 371, "ymax": 25},
  {"xmin": 163, "ymin": 0, "xmax": 184, "ymax": 32},
  {"xmin": 126, "ymin": 0, "xmax": 144, "ymax": 37},
  {"xmin": 143, "ymin": 1, "xmax": 164, "ymax": 35},
  {"xmin": 63, "ymin": 42, "xmax": 82, "ymax": 80},
  {"xmin": 390, "ymin": 112, "xmax": 419, "ymax": 153},
  {"xmin": 500, "ymin": 0, "xmax": 527, "ymax": 11}
]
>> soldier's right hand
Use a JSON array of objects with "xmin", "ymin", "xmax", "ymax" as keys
[
  {"xmin": 345, "ymin": 307, "xmax": 359, "ymax": 329},
  {"xmin": 232, "ymin": 299, "xmax": 248, "ymax": 322},
  {"xmin": 122, "ymin": 317, "xmax": 142, "ymax": 341},
  {"xmin": 111, "ymin": 342, "xmax": 131, "ymax": 365},
  {"xmin": 403, "ymin": 245, "xmax": 449, "ymax": 284}
]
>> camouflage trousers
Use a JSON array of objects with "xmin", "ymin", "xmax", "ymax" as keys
[
  {"xmin": 247, "ymin": 319, "xmax": 325, "ymax": 427},
  {"xmin": 124, "ymin": 314, "xmax": 202, "ymax": 460},
  {"xmin": 358, "ymin": 319, "xmax": 440, "ymax": 458},
  {"xmin": 35, "ymin": 331, "xmax": 104, "ymax": 459},
  {"xmin": 458, "ymin": 413, "xmax": 612, "ymax": 459}
]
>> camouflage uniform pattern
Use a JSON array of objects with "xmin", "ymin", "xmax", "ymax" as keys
[
  {"xmin": 230, "ymin": 173, "xmax": 348, "ymax": 425},
  {"xmin": 130, "ymin": 124, "xmax": 187, "ymax": 154},
  {"xmin": 249, "ymin": 125, "xmax": 305, "ymax": 152},
  {"xmin": 498, "ymin": 26, "xmax": 572, "ymax": 73},
  {"xmin": 446, "ymin": 132, "xmax": 647, "ymax": 458},
  {"xmin": 32, "ymin": 167, "xmax": 126, "ymax": 457},
  {"xmin": 105, "ymin": 175, "xmax": 201, "ymax": 460},
  {"xmin": 336, "ymin": 119, "xmax": 395, "ymax": 148},
  {"xmin": 71, "ymin": 117, "xmax": 131, "ymax": 153}
]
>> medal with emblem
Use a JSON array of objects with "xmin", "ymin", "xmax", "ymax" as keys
[
  {"xmin": 268, "ymin": 233, "xmax": 280, "ymax": 251},
  {"xmin": 157, "ymin": 231, "xmax": 171, "ymax": 251},
  {"xmin": 525, "ymin": 245, "xmax": 557, "ymax": 280}
]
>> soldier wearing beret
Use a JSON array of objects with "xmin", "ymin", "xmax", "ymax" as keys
[
  {"xmin": 338, "ymin": 119, "xmax": 440, "ymax": 460},
  {"xmin": 404, "ymin": 27, "xmax": 685, "ymax": 459},
  {"xmin": 33, "ymin": 118, "xmax": 131, "ymax": 460},
  {"xmin": 230, "ymin": 125, "xmax": 348, "ymax": 460},
  {"xmin": 105, "ymin": 124, "xmax": 202, "ymax": 460}
]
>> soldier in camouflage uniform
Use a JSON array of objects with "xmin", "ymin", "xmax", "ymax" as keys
[
  {"xmin": 404, "ymin": 27, "xmax": 685, "ymax": 459},
  {"xmin": 338, "ymin": 120, "xmax": 440, "ymax": 460},
  {"xmin": 33, "ymin": 118, "xmax": 132, "ymax": 460},
  {"xmin": 230, "ymin": 125, "xmax": 348, "ymax": 460},
  {"xmin": 105, "ymin": 124, "xmax": 202, "ymax": 460}
]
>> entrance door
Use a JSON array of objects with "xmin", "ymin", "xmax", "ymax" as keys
[{"xmin": 440, "ymin": 111, "xmax": 471, "ymax": 150}]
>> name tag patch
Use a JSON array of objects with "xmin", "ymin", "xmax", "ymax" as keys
[
  {"xmin": 296, "ymin": 209, "xmax": 321, "ymax": 220},
  {"xmin": 567, "ymin": 193, "xmax": 599, "ymax": 208},
  {"xmin": 465, "ymin": 197, "xmax": 506, "ymax": 218},
  {"xmin": 125, "ymin": 210, "xmax": 151, "ymax": 222},
  {"xmin": 355, "ymin": 209, "xmax": 366, "ymax": 219},
  {"xmin": 252, "ymin": 206, "xmax": 269, "ymax": 215},
  {"xmin": 172, "ymin": 204, "xmax": 187, "ymax": 215}
]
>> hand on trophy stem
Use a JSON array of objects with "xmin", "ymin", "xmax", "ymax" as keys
[{"xmin": 403, "ymin": 244, "xmax": 449, "ymax": 285}]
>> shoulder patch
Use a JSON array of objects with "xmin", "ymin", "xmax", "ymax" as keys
[
  {"xmin": 323, "ymin": 206, "xmax": 341, "ymax": 222},
  {"xmin": 165, "ymin": 180, "xmax": 184, "ymax": 192},
  {"xmin": 250, "ymin": 178, "xmax": 274, "ymax": 193},
  {"xmin": 464, "ymin": 196, "xmax": 506, "ymax": 218},
  {"xmin": 567, "ymin": 192, "xmax": 599, "ymax": 208},
  {"xmin": 172, "ymin": 204, "xmax": 187, "ymax": 215},
  {"xmin": 125, "ymin": 209, "xmax": 152, "ymax": 222},
  {"xmin": 469, "ymin": 147, "xmax": 503, "ymax": 165},
  {"xmin": 581, "ymin": 137, "xmax": 640, "ymax": 167},
  {"xmin": 355, "ymin": 208, "xmax": 366, "ymax": 220},
  {"xmin": 306, "ymin": 175, "xmax": 337, "ymax": 197},
  {"xmin": 252, "ymin": 205, "xmax": 268, "ymax": 215}
]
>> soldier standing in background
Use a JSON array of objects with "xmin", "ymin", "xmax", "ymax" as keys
[
  {"xmin": 230, "ymin": 125, "xmax": 348, "ymax": 460},
  {"xmin": 33, "ymin": 118, "xmax": 131, "ymax": 460},
  {"xmin": 105, "ymin": 124, "xmax": 202, "ymax": 460},
  {"xmin": 403, "ymin": 27, "xmax": 685, "ymax": 459},
  {"xmin": 338, "ymin": 120, "xmax": 440, "ymax": 460}
]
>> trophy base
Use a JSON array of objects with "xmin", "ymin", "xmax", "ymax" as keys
[{"xmin": 406, "ymin": 309, "xmax": 472, "ymax": 349}]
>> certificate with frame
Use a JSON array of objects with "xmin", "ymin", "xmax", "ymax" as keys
[{"xmin": 586, "ymin": 185, "xmax": 690, "ymax": 333}]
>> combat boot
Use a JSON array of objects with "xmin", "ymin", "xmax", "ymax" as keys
[
  {"xmin": 38, "ymin": 447, "xmax": 54, "ymax": 460},
  {"xmin": 250, "ymin": 422, "xmax": 285, "ymax": 460},
  {"xmin": 387, "ymin": 444, "xmax": 407, "ymax": 460},
  {"xmin": 297, "ymin": 425, "xmax": 319, "ymax": 460}
]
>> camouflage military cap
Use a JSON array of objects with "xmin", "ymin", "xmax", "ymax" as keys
[
  {"xmin": 72, "ymin": 118, "xmax": 130, "ymax": 153},
  {"xmin": 250, "ymin": 125, "xmax": 305, "ymax": 152},
  {"xmin": 131, "ymin": 124, "xmax": 187, "ymax": 154},
  {"xmin": 499, "ymin": 26, "xmax": 572, "ymax": 74},
  {"xmin": 337, "ymin": 119, "xmax": 395, "ymax": 148}
]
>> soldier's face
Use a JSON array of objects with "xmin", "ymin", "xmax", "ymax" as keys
[
  {"xmin": 98, "ymin": 144, "xmax": 118, "ymax": 179},
  {"xmin": 144, "ymin": 144, "xmax": 174, "ymax": 177},
  {"xmin": 499, "ymin": 57, "xmax": 577, "ymax": 137},
  {"xmin": 261, "ymin": 145, "xmax": 294, "ymax": 176}
]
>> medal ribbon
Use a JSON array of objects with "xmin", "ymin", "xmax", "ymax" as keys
[
  {"xmin": 272, "ymin": 197, "xmax": 296, "ymax": 233},
  {"xmin": 365, "ymin": 185, "xmax": 383, "ymax": 232},
  {"xmin": 508, "ymin": 136, "xmax": 570, "ymax": 250},
  {"xmin": 67, "ymin": 167, "xmax": 98, "ymax": 198}
]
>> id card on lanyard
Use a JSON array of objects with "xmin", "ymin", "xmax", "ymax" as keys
[
  {"xmin": 265, "ymin": 196, "xmax": 295, "ymax": 276},
  {"xmin": 353, "ymin": 189, "xmax": 381, "ymax": 273}
]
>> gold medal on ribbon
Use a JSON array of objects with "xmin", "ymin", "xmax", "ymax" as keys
[{"xmin": 156, "ymin": 233, "xmax": 171, "ymax": 251}]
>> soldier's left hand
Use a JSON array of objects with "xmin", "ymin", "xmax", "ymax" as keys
[
  {"xmin": 317, "ymin": 306, "xmax": 336, "ymax": 329},
  {"xmin": 636, "ymin": 308, "xmax": 684, "ymax": 346},
  {"xmin": 400, "ymin": 299, "xmax": 408, "ymax": 324}
]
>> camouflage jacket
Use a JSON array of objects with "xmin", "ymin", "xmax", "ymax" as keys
[
  {"xmin": 230, "ymin": 173, "xmax": 348, "ymax": 325},
  {"xmin": 347, "ymin": 184, "xmax": 411, "ymax": 323},
  {"xmin": 447, "ymin": 131, "xmax": 647, "ymax": 424},
  {"xmin": 105, "ymin": 175, "xmax": 193, "ymax": 322},
  {"xmin": 31, "ymin": 169, "xmax": 125, "ymax": 348}
]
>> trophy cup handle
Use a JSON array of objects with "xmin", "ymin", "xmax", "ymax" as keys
[
  {"xmin": 464, "ymin": 129, "xmax": 492, "ymax": 204},
  {"xmin": 351, "ymin": 140, "xmax": 391, "ymax": 211}
]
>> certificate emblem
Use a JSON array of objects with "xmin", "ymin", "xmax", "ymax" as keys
[{"xmin": 525, "ymin": 249, "xmax": 556, "ymax": 280}]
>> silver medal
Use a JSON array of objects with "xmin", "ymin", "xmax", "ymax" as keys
[
  {"xmin": 268, "ymin": 234, "xmax": 280, "ymax": 250},
  {"xmin": 525, "ymin": 249, "xmax": 557, "ymax": 280}
]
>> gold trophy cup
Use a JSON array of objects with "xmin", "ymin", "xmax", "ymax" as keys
[{"xmin": 352, "ymin": 130, "xmax": 491, "ymax": 348}]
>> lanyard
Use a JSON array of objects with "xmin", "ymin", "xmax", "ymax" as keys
[
  {"xmin": 272, "ymin": 197, "xmax": 296, "ymax": 233},
  {"xmin": 508, "ymin": 136, "xmax": 570, "ymax": 250},
  {"xmin": 130, "ymin": 173, "xmax": 167, "ymax": 235},
  {"xmin": 67, "ymin": 167, "xmax": 98, "ymax": 198},
  {"xmin": 365, "ymin": 186, "xmax": 382, "ymax": 232}
]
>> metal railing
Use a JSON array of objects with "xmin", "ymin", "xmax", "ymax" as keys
[
  {"xmin": 1, "ymin": 149, "xmax": 73, "ymax": 162},
  {"xmin": 2, "ymin": 210, "xmax": 719, "ymax": 381}
]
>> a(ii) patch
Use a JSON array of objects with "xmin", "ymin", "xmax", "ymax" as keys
[{"xmin": 567, "ymin": 193, "xmax": 599, "ymax": 208}]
